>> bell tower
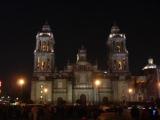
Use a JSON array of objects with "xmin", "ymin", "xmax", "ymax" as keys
[
  {"xmin": 34, "ymin": 22, "xmax": 55, "ymax": 76},
  {"xmin": 107, "ymin": 23, "xmax": 129, "ymax": 75},
  {"xmin": 107, "ymin": 23, "xmax": 130, "ymax": 102},
  {"xmin": 31, "ymin": 22, "xmax": 55, "ymax": 103}
]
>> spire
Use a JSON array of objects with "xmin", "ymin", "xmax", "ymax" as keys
[
  {"xmin": 42, "ymin": 20, "xmax": 51, "ymax": 32},
  {"xmin": 111, "ymin": 22, "xmax": 120, "ymax": 34},
  {"xmin": 66, "ymin": 59, "xmax": 73, "ymax": 72},
  {"xmin": 77, "ymin": 45, "xmax": 87, "ymax": 62},
  {"xmin": 79, "ymin": 45, "xmax": 86, "ymax": 53}
]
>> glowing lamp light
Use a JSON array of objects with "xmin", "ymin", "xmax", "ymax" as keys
[
  {"xmin": 18, "ymin": 78, "xmax": 25, "ymax": 86},
  {"xmin": 128, "ymin": 88, "xmax": 133, "ymax": 93},
  {"xmin": 44, "ymin": 88, "xmax": 48, "ymax": 93},
  {"xmin": 40, "ymin": 85, "xmax": 43, "ymax": 88},
  {"xmin": 95, "ymin": 80, "xmax": 101, "ymax": 87}
]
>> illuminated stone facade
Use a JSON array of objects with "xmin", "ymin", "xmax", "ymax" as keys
[
  {"xmin": 31, "ymin": 22, "xmax": 55, "ymax": 102},
  {"xmin": 31, "ymin": 22, "xmax": 139, "ymax": 104},
  {"xmin": 107, "ymin": 24, "xmax": 130, "ymax": 101},
  {"xmin": 107, "ymin": 23, "xmax": 129, "ymax": 74},
  {"xmin": 142, "ymin": 58, "xmax": 160, "ymax": 100}
]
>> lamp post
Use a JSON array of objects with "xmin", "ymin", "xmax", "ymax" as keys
[
  {"xmin": 17, "ymin": 78, "xmax": 25, "ymax": 101},
  {"xmin": 43, "ymin": 87, "xmax": 48, "ymax": 103},
  {"xmin": 158, "ymin": 82, "xmax": 160, "ymax": 99},
  {"xmin": 94, "ymin": 79, "xmax": 101, "ymax": 104},
  {"xmin": 156, "ymin": 68, "xmax": 160, "ymax": 98},
  {"xmin": 128, "ymin": 88, "xmax": 133, "ymax": 102}
]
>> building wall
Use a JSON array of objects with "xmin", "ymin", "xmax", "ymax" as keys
[
  {"xmin": 31, "ymin": 80, "xmax": 53, "ymax": 103},
  {"xmin": 53, "ymin": 78, "xmax": 68, "ymax": 103},
  {"xmin": 99, "ymin": 78, "xmax": 112, "ymax": 102},
  {"xmin": 73, "ymin": 88, "xmax": 94, "ymax": 103},
  {"xmin": 112, "ymin": 76, "xmax": 129, "ymax": 102},
  {"xmin": 31, "ymin": 23, "xmax": 138, "ymax": 104},
  {"xmin": 31, "ymin": 69, "xmax": 113, "ymax": 104}
]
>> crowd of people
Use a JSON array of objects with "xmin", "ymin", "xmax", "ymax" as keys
[
  {"xmin": 0, "ymin": 104, "xmax": 101, "ymax": 120},
  {"xmin": 0, "ymin": 102, "xmax": 160, "ymax": 120}
]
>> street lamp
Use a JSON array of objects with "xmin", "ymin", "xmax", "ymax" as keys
[
  {"xmin": 17, "ymin": 78, "xmax": 25, "ymax": 101},
  {"xmin": 43, "ymin": 87, "xmax": 48, "ymax": 103},
  {"xmin": 18, "ymin": 78, "xmax": 25, "ymax": 87},
  {"xmin": 128, "ymin": 88, "xmax": 133, "ymax": 102},
  {"xmin": 157, "ymin": 82, "xmax": 160, "ymax": 98},
  {"xmin": 94, "ymin": 79, "xmax": 101, "ymax": 104}
]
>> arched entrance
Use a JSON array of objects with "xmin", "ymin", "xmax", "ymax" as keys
[
  {"xmin": 57, "ymin": 97, "xmax": 65, "ymax": 105},
  {"xmin": 80, "ymin": 94, "xmax": 86, "ymax": 105},
  {"xmin": 102, "ymin": 97, "xmax": 108, "ymax": 104}
]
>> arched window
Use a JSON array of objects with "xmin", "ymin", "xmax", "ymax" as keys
[
  {"xmin": 121, "ymin": 42, "xmax": 124, "ymax": 51},
  {"xmin": 123, "ymin": 59, "xmax": 127, "ymax": 70},
  {"xmin": 46, "ymin": 41, "xmax": 50, "ymax": 51},
  {"xmin": 42, "ymin": 41, "xmax": 46, "ymax": 51},
  {"xmin": 41, "ymin": 61, "xmax": 46, "ymax": 70},
  {"xmin": 37, "ymin": 57, "xmax": 40, "ymax": 69},
  {"xmin": 116, "ymin": 45, "xmax": 121, "ymax": 52},
  {"xmin": 118, "ymin": 61, "xmax": 123, "ymax": 70}
]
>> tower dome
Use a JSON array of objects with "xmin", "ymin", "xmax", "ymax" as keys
[
  {"xmin": 42, "ymin": 21, "xmax": 51, "ymax": 32},
  {"xmin": 77, "ymin": 45, "xmax": 87, "ymax": 62},
  {"xmin": 111, "ymin": 23, "xmax": 120, "ymax": 34}
]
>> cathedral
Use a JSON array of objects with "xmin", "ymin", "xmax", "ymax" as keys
[{"xmin": 31, "ymin": 22, "xmax": 150, "ymax": 104}]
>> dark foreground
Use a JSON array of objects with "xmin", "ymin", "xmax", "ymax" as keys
[{"xmin": 0, "ymin": 103, "xmax": 160, "ymax": 120}]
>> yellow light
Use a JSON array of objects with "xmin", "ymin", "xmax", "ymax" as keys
[
  {"xmin": 40, "ymin": 91, "xmax": 43, "ymax": 93},
  {"xmin": 40, "ymin": 96, "xmax": 43, "ymax": 99},
  {"xmin": 18, "ymin": 78, "xmax": 25, "ymax": 86},
  {"xmin": 42, "ymin": 61, "xmax": 44, "ymax": 66},
  {"xmin": 40, "ymin": 85, "xmax": 43, "ymax": 88},
  {"xmin": 128, "ymin": 88, "xmax": 133, "ymax": 93},
  {"xmin": 44, "ymin": 88, "xmax": 48, "ymax": 93},
  {"xmin": 95, "ymin": 79, "xmax": 101, "ymax": 87}
]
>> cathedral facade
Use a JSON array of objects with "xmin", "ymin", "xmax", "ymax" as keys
[{"xmin": 31, "ymin": 22, "xmax": 131, "ymax": 104}]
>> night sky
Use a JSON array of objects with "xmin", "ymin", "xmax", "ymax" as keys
[{"xmin": 0, "ymin": 1, "xmax": 160, "ymax": 96}]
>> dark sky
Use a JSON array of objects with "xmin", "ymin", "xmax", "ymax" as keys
[{"xmin": 0, "ymin": 1, "xmax": 160, "ymax": 96}]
